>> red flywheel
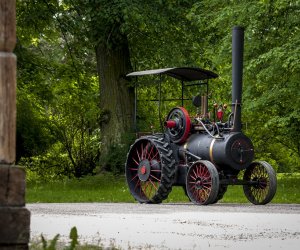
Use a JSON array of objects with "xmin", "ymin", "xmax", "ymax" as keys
[{"xmin": 164, "ymin": 107, "xmax": 191, "ymax": 144}]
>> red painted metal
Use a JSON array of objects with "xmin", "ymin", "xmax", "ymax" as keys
[
  {"xmin": 217, "ymin": 109, "xmax": 223, "ymax": 121},
  {"xmin": 127, "ymin": 140, "xmax": 162, "ymax": 201},
  {"xmin": 164, "ymin": 120, "xmax": 177, "ymax": 128},
  {"xmin": 178, "ymin": 107, "xmax": 191, "ymax": 144},
  {"xmin": 187, "ymin": 162, "xmax": 212, "ymax": 204},
  {"xmin": 140, "ymin": 166, "xmax": 146, "ymax": 175}
]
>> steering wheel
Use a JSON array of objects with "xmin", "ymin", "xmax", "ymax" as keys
[{"xmin": 164, "ymin": 107, "xmax": 191, "ymax": 144}]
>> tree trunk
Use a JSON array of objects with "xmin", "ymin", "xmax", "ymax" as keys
[{"xmin": 96, "ymin": 39, "xmax": 134, "ymax": 166}]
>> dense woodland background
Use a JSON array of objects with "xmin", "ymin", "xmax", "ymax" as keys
[{"xmin": 16, "ymin": 0, "xmax": 300, "ymax": 179}]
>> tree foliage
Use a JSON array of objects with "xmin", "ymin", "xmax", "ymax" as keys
[
  {"xmin": 187, "ymin": 0, "xmax": 300, "ymax": 171},
  {"xmin": 16, "ymin": 0, "xmax": 100, "ymax": 178},
  {"xmin": 15, "ymin": 0, "xmax": 300, "ymax": 178}
]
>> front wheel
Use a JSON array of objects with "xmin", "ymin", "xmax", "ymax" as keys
[
  {"xmin": 186, "ymin": 160, "xmax": 219, "ymax": 205},
  {"xmin": 243, "ymin": 161, "xmax": 277, "ymax": 205}
]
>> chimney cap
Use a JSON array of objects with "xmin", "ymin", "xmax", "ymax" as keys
[{"xmin": 232, "ymin": 26, "xmax": 245, "ymax": 31}]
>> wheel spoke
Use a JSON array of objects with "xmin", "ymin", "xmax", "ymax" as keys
[
  {"xmin": 198, "ymin": 190, "xmax": 204, "ymax": 202},
  {"xmin": 243, "ymin": 161, "xmax": 276, "ymax": 205},
  {"xmin": 151, "ymin": 169, "xmax": 162, "ymax": 172},
  {"xmin": 146, "ymin": 144, "xmax": 152, "ymax": 159},
  {"xmin": 150, "ymin": 174, "xmax": 161, "ymax": 182},
  {"xmin": 200, "ymin": 164, "xmax": 206, "ymax": 177},
  {"xmin": 192, "ymin": 188, "xmax": 197, "ymax": 197},
  {"xmin": 197, "ymin": 165, "xmax": 201, "ymax": 177},
  {"xmin": 202, "ymin": 183, "xmax": 212, "ymax": 189},
  {"xmin": 190, "ymin": 175, "xmax": 196, "ymax": 181},
  {"xmin": 186, "ymin": 161, "xmax": 217, "ymax": 205},
  {"xmin": 202, "ymin": 189, "xmax": 209, "ymax": 201},
  {"xmin": 149, "ymin": 179, "xmax": 158, "ymax": 191},
  {"xmin": 148, "ymin": 180, "xmax": 154, "ymax": 197},
  {"xmin": 141, "ymin": 143, "xmax": 144, "ymax": 160},
  {"xmin": 201, "ymin": 176, "xmax": 211, "ymax": 182},
  {"xmin": 192, "ymin": 168, "xmax": 197, "ymax": 178},
  {"xmin": 132, "ymin": 157, "xmax": 139, "ymax": 166},
  {"xmin": 126, "ymin": 137, "xmax": 176, "ymax": 204},
  {"xmin": 203, "ymin": 168, "xmax": 209, "ymax": 178},
  {"xmin": 142, "ymin": 181, "xmax": 150, "ymax": 197},
  {"xmin": 150, "ymin": 151, "xmax": 159, "ymax": 161},
  {"xmin": 134, "ymin": 180, "xmax": 140, "ymax": 191},
  {"xmin": 136, "ymin": 148, "xmax": 141, "ymax": 162},
  {"xmin": 143, "ymin": 143, "xmax": 148, "ymax": 159},
  {"xmin": 130, "ymin": 173, "xmax": 138, "ymax": 182}
]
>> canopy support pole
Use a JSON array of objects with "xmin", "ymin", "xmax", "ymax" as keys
[
  {"xmin": 159, "ymin": 74, "xmax": 163, "ymax": 132},
  {"xmin": 181, "ymin": 80, "xmax": 184, "ymax": 107},
  {"xmin": 134, "ymin": 78, "xmax": 137, "ymax": 133}
]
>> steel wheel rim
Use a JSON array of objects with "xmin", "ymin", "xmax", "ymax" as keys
[
  {"xmin": 244, "ymin": 163, "xmax": 270, "ymax": 204},
  {"xmin": 126, "ymin": 139, "xmax": 162, "ymax": 202},
  {"xmin": 187, "ymin": 162, "xmax": 213, "ymax": 204}
]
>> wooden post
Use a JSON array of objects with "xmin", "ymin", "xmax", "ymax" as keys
[
  {"xmin": 0, "ymin": 1, "xmax": 30, "ymax": 249},
  {"xmin": 0, "ymin": 0, "xmax": 16, "ymax": 163}
]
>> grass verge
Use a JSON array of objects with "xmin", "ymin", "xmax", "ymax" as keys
[{"xmin": 26, "ymin": 173, "xmax": 300, "ymax": 204}]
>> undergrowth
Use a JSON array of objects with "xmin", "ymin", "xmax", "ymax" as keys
[{"xmin": 30, "ymin": 227, "xmax": 119, "ymax": 250}]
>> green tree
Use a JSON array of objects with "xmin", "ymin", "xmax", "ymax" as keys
[
  {"xmin": 188, "ymin": 0, "xmax": 300, "ymax": 171},
  {"xmin": 16, "ymin": 0, "xmax": 299, "ymax": 177},
  {"xmin": 60, "ymin": 0, "xmax": 201, "ymax": 169},
  {"xmin": 16, "ymin": 0, "xmax": 100, "ymax": 177}
]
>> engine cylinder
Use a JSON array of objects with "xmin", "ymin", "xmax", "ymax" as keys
[{"xmin": 180, "ymin": 132, "xmax": 254, "ymax": 170}]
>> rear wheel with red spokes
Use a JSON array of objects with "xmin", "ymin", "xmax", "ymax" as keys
[
  {"xmin": 125, "ymin": 136, "xmax": 176, "ymax": 203},
  {"xmin": 186, "ymin": 160, "xmax": 219, "ymax": 205}
]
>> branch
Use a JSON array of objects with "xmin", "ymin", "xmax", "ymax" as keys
[{"xmin": 42, "ymin": 0, "xmax": 81, "ymax": 85}]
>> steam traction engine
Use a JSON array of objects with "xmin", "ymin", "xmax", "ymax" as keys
[{"xmin": 125, "ymin": 27, "xmax": 277, "ymax": 205}]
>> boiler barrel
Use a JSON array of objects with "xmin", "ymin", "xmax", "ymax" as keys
[{"xmin": 180, "ymin": 132, "xmax": 254, "ymax": 170}]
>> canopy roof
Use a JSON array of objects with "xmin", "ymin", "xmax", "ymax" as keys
[{"xmin": 126, "ymin": 67, "xmax": 218, "ymax": 82}]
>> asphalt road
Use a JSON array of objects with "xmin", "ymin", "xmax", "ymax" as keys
[{"xmin": 28, "ymin": 203, "xmax": 300, "ymax": 249}]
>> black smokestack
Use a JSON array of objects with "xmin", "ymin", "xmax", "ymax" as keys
[{"xmin": 232, "ymin": 26, "xmax": 244, "ymax": 132}]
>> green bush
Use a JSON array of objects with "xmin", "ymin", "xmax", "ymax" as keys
[{"xmin": 101, "ymin": 133, "xmax": 135, "ymax": 175}]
